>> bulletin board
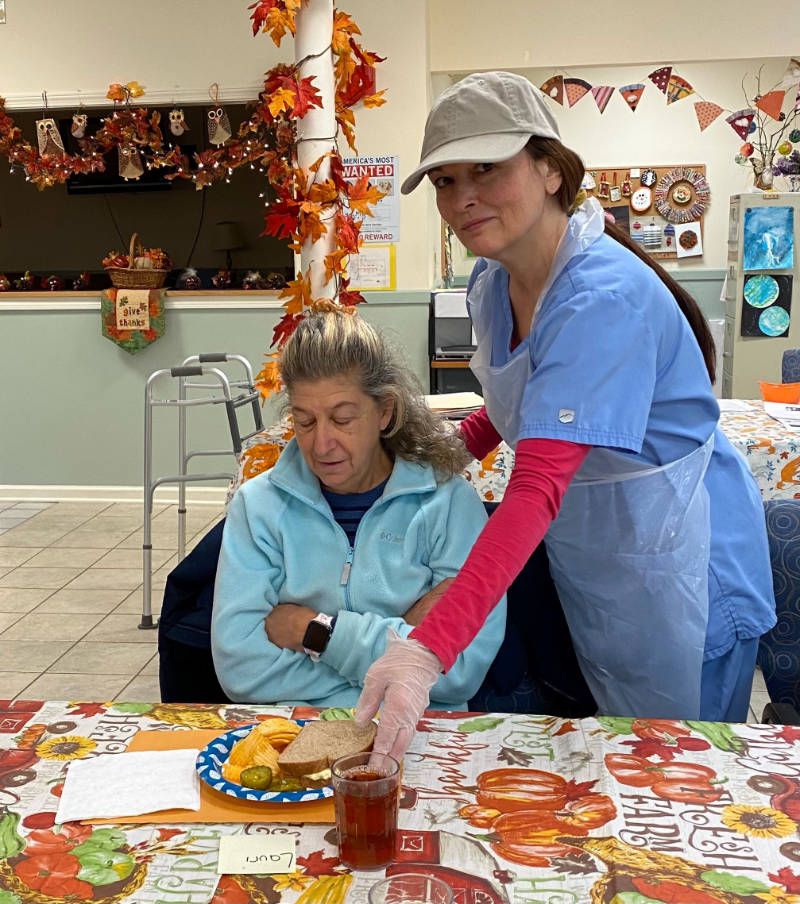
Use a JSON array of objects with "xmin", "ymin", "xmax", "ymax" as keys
[{"xmin": 587, "ymin": 164, "xmax": 709, "ymax": 260}]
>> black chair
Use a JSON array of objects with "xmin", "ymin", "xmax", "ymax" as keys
[
  {"xmin": 757, "ymin": 500, "xmax": 800, "ymax": 724},
  {"xmin": 158, "ymin": 519, "xmax": 229, "ymax": 704}
]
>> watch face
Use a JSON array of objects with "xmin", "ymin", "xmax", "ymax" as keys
[{"xmin": 303, "ymin": 619, "xmax": 332, "ymax": 653}]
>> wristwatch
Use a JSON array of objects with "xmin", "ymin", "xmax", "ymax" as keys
[{"xmin": 302, "ymin": 612, "xmax": 337, "ymax": 661}]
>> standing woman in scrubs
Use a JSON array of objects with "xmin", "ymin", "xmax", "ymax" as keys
[{"xmin": 356, "ymin": 71, "xmax": 775, "ymax": 759}]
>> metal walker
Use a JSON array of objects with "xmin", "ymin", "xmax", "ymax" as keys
[{"xmin": 141, "ymin": 353, "xmax": 263, "ymax": 628}]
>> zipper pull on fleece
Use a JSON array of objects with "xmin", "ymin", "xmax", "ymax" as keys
[{"xmin": 340, "ymin": 546, "xmax": 354, "ymax": 585}]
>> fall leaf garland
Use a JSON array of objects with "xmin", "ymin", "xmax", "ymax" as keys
[
  {"xmin": 0, "ymin": 0, "xmax": 386, "ymax": 398},
  {"xmin": 250, "ymin": 0, "xmax": 388, "ymax": 397}
]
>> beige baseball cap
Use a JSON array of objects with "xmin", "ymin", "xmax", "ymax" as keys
[{"xmin": 401, "ymin": 71, "xmax": 561, "ymax": 195}]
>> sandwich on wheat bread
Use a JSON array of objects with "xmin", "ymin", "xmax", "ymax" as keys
[{"xmin": 277, "ymin": 720, "xmax": 377, "ymax": 778}]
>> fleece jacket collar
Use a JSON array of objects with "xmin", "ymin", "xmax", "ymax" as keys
[{"xmin": 267, "ymin": 437, "xmax": 438, "ymax": 509}]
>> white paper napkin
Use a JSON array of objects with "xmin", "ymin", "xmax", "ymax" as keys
[{"xmin": 55, "ymin": 749, "xmax": 201, "ymax": 824}]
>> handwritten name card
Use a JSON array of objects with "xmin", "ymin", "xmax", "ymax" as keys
[{"xmin": 217, "ymin": 835, "xmax": 296, "ymax": 875}]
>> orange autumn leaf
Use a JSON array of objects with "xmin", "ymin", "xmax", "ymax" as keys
[
  {"xmin": 297, "ymin": 201, "xmax": 327, "ymax": 244},
  {"xmin": 334, "ymin": 52, "xmax": 357, "ymax": 88},
  {"xmin": 307, "ymin": 178, "xmax": 338, "ymax": 204},
  {"xmin": 336, "ymin": 106, "xmax": 357, "ymax": 152},
  {"xmin": 323, "ymin": 249, "xmax": 349, "ymax": 283},
  {"xmin": 362, "ymin": 91, "xmax": 387, "ymax": 108},
  {"xmin": 263, "ymin": 6, "xmax": 296, "ymax": 45},
  {"xmin": 268, "ymin": 86, "xmax": 296, "ymax": 117},
  {"xmin": 279, "ymin": 272, "xmax": 313, "ymax": 314},
  {"xmin": 346, "ymin": 174, "xmax": 386, "ymax": 216},
  {"xmin": 254, "ymin": 354, "xmax": 283, "ymax": 400},
  {"xmin": 331, "ymin": 9, "xmax": 361, "ymax": 55},
  {"xmin": 106, "ymin": 83, "xmax": 126, "ymax": 102}
]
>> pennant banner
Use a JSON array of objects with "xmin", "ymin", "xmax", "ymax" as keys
[
  {"xmin": 755, "ymin": 89, "xmax": 786, "ymax": 120},
  {"xmin": 666, "ymin": 75, "xmax": 694, "ymax": 104},
  {"xmin": 778, "ymin": 58, "xmax": 800, "ymax": 90},
  {"xmin": 648, "ymin": 67, "xmax": 672, "ymax": 94},
  {"xmin": 591, "ymin": 85, "xmax": 614, "ymax": 113},
  {"xmin": 694, "ymin": 101, "xmax": 723, "ymax": 131},
  {"xmin": 564, "ymin": 77, "xmax": 591, "ymax": 107},
  {"xmin": 619, "ymin": 83, "xmax": 645, "ymax": 112},
  {"xmin": 726, "ymin": 108, "xmax": 757, "ymax": 140},
  {"xmin": 540, "ymin": 75, "xmax": 564, "ymax": 105}
]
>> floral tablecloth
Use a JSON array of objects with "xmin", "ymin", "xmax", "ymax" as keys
[
  {"xmin": 0, "ymin": 700, "xmax": 798, "ymax": 904},
  {"xmin": 719, "ymin": 400, "xmax": 800, "ymax": 500}
]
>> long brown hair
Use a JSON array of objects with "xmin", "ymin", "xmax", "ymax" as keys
[{"xmin": 525, "ymin": 137, "xmax": 716, "ymax": 384}]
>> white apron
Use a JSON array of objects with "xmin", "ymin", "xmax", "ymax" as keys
[{"xmin": 467, "ymin": 198, "xmax": 712, "ymax": 718}]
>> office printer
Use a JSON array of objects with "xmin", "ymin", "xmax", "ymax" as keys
[{"xmin": 430, "ymin": 290, "xmax": 476, "ymax": 360}]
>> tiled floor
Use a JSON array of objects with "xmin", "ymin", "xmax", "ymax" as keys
[
  {"xmin": 0, "ymin": 499, "xmax": 224, "ymax": 703},
  {"xmin": 0, "ymin": 500, "xmax": 773, "ymax": 720}
]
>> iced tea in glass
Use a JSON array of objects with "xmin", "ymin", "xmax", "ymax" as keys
[{"xmin": 332, "ymin": 752, "xmax": 400, "ymax": 870}]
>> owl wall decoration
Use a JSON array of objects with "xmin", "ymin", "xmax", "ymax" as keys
[
  {"xmin": 71, "ymin": 113, "xmax": 88, "ymax": 139},
  {"xmin": 207, "ymin": 106, "xmax": 232, "ymax": 146},
  {"xmin": 118, "ymin": 143, "xmax": 144, "ymax": 181},
  {"xmin": 36, "ymin": 118, "xmax": 65, "ymax": 156},
  {"xmin": 169, "ymin": 108, "xmax": 189, "ymax": 136}
]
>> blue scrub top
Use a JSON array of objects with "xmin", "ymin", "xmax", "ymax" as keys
[{"xmin": 467, "ymin": 233, "xmax": 775, "ymax": 660}]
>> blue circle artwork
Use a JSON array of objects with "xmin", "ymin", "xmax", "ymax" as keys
[
  {"xmin": 759, "ymin": 306, "xmax": 790, "ymax": 337},
  {"xmin": 744, "ymin": 274, "xmax": 780, "ymax": 308}
]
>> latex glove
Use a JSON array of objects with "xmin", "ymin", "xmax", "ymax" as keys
[{"xmin": 355, "ymin": 627, "xmax": 442, "ymax": 761}]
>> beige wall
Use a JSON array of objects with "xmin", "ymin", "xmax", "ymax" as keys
[{"xmin": 429, "ymin": 0, "xmax": 800, "ymax": 69}]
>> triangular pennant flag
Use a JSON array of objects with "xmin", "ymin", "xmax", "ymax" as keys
[
  {"xmin": 619, "ymin": 83, "xmax": 645, "ymax": 112},
  {"xmin": 755, "ymin": 89, "xmax": 786, "ymax": 120},
  {"xmin": 694, "ymin": 101, "xmax": 723, "ymax": 131},
  {"xmin": 726, "ymin": 108, "xmax": 756, "ymax": 140},
  {"xmin": 648, "ymin": 66, "xmax": 672, "ymax": 94},
  {"xmin": 539, "ymin": 75, "xmax": 564, "ymax": 105},
  {"xmin": 564, "ymin": 77, "xmax": 591, "ymax": 107},
  {"xmin": 778, "ymin": 58, "xmax": 800, "ymax": 90},
  {"xmin": 666, "ymin": 74, "xmax": 694, "ymax": 104},
  {"xmin": 591, "ymin": 85, "xmax": 614, "ymax": 113}
]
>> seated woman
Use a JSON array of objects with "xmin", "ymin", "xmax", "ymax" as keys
[{"xmin": 211, "ymin": 311, "xmax": 506, "ymax": 709}]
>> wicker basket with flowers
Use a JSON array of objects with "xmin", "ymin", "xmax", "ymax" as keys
[{"xmin": 102, "ymin": 233, "xmax": 171, "ymax": 289}]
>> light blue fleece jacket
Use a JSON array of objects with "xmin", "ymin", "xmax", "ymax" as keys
[{"xmin": 211, "ymin": 438, "xmax": 506, "ymax": 709}]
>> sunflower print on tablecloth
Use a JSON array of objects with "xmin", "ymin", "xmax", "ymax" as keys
[
  {"xmin": 721, "ymin": 803, "xmax": 798, "ymax": 839},
  {"xmin": 35, "ymin": 735, "xmax": 96, "ymax": 760}
]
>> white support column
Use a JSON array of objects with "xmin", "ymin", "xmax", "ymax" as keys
[{"xmin": 295, "ymin": 0, "xmax": 336, "ymax": 303}]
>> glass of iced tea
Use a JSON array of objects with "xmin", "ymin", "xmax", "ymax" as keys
[
  {"xmin": 331, "ymin": 752, "xmax": 400, "ymax": 870},
  {"xmin": 368, "ymin": 873, "xmax": 453, "ymax": 904}
]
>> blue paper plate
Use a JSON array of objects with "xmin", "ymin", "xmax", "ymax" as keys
[{"xmin": 195, "ymin": 721, "xmax": 333, "ymax": 802}]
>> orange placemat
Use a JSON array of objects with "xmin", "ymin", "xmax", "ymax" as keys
[{"xmin": 86, "ymin": 729, "xmax": 334, "ymax": 825}]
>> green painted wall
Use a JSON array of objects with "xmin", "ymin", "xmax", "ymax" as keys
[
  {"xmin": 0, "ymin": 293, "xmax": 429, "ymax": 490},
  {"xmin": 0, "ymin": 270, "xmax": 724, "ymax": 491}
]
